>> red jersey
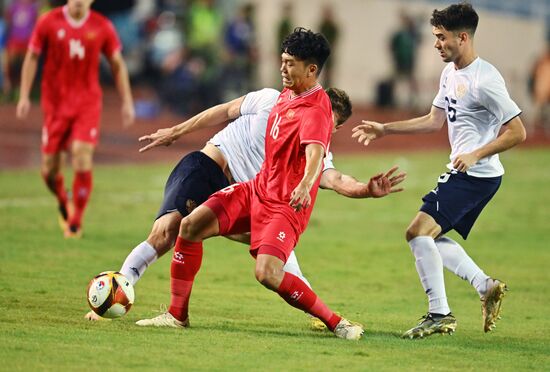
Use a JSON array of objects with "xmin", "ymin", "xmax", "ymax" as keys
[
  {"xmin": 28, "ymin": 6, "xmax": 121, "ymax": 115},
  {"xmin": 254, "ymin": 84, "xmax": 333, "ymax": 233}
]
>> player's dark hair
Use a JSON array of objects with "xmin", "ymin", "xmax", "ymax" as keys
[
  {"xmin": 430, "ymin": 2, "xmax": 479, "ymax": 36},
  {"xmin": 326, "ymin": 88, "xmax": 352, "ymax": 126},
  {"xmin": 281, "ymin": 27, "xmax": 331, "ymax": 75}
]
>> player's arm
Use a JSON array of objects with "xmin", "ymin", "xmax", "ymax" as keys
[
  {"xmin": 15, "ymin": 50, "xmax": 40, "ymax": 119},
  {"xmin": 452, "ymin": 116, "xmax": 526, "ymax": 172},
  {"xmin": 289, "ymin": 143, "xmax": 325, "ymax": 211},
  {"xmin": 320, "ymin": 165, "xmax": 406, "ymax": 198},
  {"xmin": 351, "ymin": 105, "xmax": 447, "ymax": 146},
  {"xmin": 138, "ymin": 95, "xmax": 245, "ymax": 152},
  {"xmin": 108, "ymin": 51, "xmax": 135, "ymax": 128}
]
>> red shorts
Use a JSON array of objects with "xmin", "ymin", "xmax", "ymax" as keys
[
  {"xmin": 41, "ymin": 107, "xmax": 101, "ymax": 154},
  {"xmin": 203, "ymin": 182, "xmax": 299, "ymax": 263}
]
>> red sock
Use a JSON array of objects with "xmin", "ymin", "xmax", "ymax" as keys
[
  {"xmin": 277, "ymin": 272, "xmax": 341, "ymax": 331},
  {"xmin": 169, "ymin": 237, "xmax": 203, "ymax": 321},
  {"xmin": 42, "ymin": 172, "xmax": 68, "ymax": 208},
  {"xmin": 70, "ymin": 171, "xmax": 92, "ymax": 228}
]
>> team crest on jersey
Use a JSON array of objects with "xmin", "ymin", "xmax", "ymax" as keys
[
  {"xmin": 456, "ymin": 83, "xmax": 467, "ymax": 98},
  {"xmin": 57, "ymin": 29, "xmax": 66, "ymax": 40},
  {"xmin": 286, "ymin": 109, "xmax": 295, "ymax": 119},
  {"xmin": 86, "ymin": 31, "xmax": 96, "ymax": 40}
]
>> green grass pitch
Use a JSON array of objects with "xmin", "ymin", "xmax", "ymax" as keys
[{"xmin": 0, "ymin": 149, "xmax": 549, "ymax": 370}]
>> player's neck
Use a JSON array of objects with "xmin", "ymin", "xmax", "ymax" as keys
[
  {"xmin": 290, "ymin": 80, "xmax": 319, "ymax": 97},
  {"xmin": 67, "ymin": 7, "xmax": 90, "ymax": 21},
  {"xmin": 454, "ymin": 49, "xmax": 477, "ymax": 70}
]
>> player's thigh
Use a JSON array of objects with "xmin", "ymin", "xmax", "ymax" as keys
[
  {"xmin": 406, "ymin": 211, "xmax": 442, "ymax": 241},
  {"xmin": 42, "ymin": 113, "xmax": 71, "ymax": 156},
  {"xmin": 157, "ymin": 152, "xmax": 229, "ymax": 220},
  {"xmin": 251, "ymin": 212, "xmax": 298, "ymax": 264},
  {"xmin": 41, "ymin": 151, "xmax": 65, "ymax": 175},
  {"xmin": 71, "ymin": 140, "xmax": 94, "ymax": 171},
  {"xmin": 203, "ymin": 183, "xmax": 252, "ymax": 236},
  {"xmin": 179, "ymin": 204, "xmax": 221, "ymax": 240}
]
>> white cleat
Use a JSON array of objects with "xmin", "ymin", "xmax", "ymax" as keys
[
  {"xmin": 135, "ymin": 312, "xmax": 189, "ymax": 328},
  {"xmin": 333, "ymin": 318, "xmax": 364, "ymax": 340}
]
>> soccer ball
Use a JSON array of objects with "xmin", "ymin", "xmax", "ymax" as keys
[{"xmin": 87, "ymin": 271, "xmax": 135, "ymax": 319}]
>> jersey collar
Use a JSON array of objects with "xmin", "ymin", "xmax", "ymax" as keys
[
  {"xmin": 289, "ymin": 84, "xmax": 322, "ymax": 100},
  {"xmin": 63, "ymin": 5, "xmax": 91, "ymax": 28}
]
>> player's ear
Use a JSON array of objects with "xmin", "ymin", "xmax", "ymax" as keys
[{"xmin": 308, "ymin": 64, "xmax": 318, "ymax": 77}]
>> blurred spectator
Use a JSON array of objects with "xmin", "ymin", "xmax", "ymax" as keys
[
  {"xmin": 530, "ymin": 42, "xmax": 550, "ymax": 134},
  {"xmin": 222, "ymin": 3, "xmax": 257, "ymax": 99},
  {"xmin": 277, "ymin": 2, "xmax": 293, "ymax": 51},
  {"xmin": 149, "ymin": 10, "xmax": 184, "ymax": 71},
  {"xmin": 4, "ymin": 0, "xmax": 39, "ymax": 99},
  {"xmin": 186, "ymin": 0, "xmax": 222, "ymax": 65},
  {"xmin": 0, "ymin": 2, "xmax": 7, "ymax": 98},
  {"xmin": 92, "ymin": 0, "xmax": 152, "ymax": 78},
  {"xmin": 318, "ymin": 5, "xmax": 339, "ymax": 87},
  {"xmin": 389, "ymin": 10, "xmax": 420, "ymax": 108}
]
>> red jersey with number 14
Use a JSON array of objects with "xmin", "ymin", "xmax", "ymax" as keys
[
  {"xmin": 254, "ymin": 84, "xmax": 333, "ymax": 233},
  {"xmin": 28, "ymin": 6, "xmax": 121, "ymax": 115}
]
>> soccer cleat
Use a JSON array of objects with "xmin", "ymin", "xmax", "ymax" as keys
[
  {"xmin": 481, "ymin": 279, "xmax": 508, "ymax": 333},
  {"xmin": 309, "ymin": 316, "xmax": 327, "ymax": 331},
  {"xmin": 401, "ymin": 313, "xmax": 457, "ymax": 339},
  {"xmin": 58, "ymin": 203, "xmax": 69, "ymax": 231},
  {"xmin": 135, "ymin": 312, "xmax": 189, "ymax": 328},
  {"xmin": 84, "ymin": 310, "xmax": 110, "ymax": 321},
  {"xmin": 333, "ymin": 318, "xmax": 364, "ymax": 340},
  {"xmin": 64, "ymin": 224, "xmax": 82, "ymax": 239}
]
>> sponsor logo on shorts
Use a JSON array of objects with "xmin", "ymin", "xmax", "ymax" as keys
[
  {"xmin": 276, "ymin": 231, "xmax": 286, "ymax": 242},
  {"xmin": 186, "ymin": 199, "xmax": 198, "ymax": 214}
]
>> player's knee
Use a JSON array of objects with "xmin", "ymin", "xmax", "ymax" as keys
[
  {"xmin": 179, "ymin": 216, "xmax": 206, "ymax": 241},
  {"xmin": 254, "ymin": 264, "xmax": 278, "ymax": 290},
  {"xmin": 405, "ymin": 226, "xmax": 418, "ymax": 242}
]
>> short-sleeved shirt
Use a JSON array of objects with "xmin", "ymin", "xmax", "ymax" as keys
[
  {"xmin": 433, "ymin": 57, "xmax": 521, "ymax": 177},
  {"xmin": 254, "ymin": 84, "xmax": 333, "ymax": 233},
  {"xmin": 29, "ymin": 6, "xmax": 121, "ymax": 115},
  {"xmin": 209, "ymin": 88, "xmax": 279, "ymax": 183}
]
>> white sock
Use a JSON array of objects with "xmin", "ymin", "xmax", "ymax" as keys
[
  {"xmin": 409, "ymin": 236, "xmax": 450, "ymax": 315},
  {"xmin": 283, "ymin": 251, "xmax": 312, "ymax": 289},
  {"xmin": 119, "ymin": 241, "xmax": 158, "ymax": 286},
  {"xmin": 435, "ymin": 236, "xmax": 490, "ymax": 297}
]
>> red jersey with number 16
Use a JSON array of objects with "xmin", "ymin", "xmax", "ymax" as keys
[
  {"xmin": 253, "ymin": 84, "xmax": 333, "ymax": 233},
  {"xmin": 28, "ymin": 6, "xmax": 121, "ymax": 115}
]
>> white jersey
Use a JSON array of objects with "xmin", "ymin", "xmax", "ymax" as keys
[
  {"xmin": 433, "ymin": 57, "xmax": 521, "ymax": 177},
  {"xmin": 209, "ymin": 88, "xmax": 279, "ymax": 183},
  {"xmin": 209, "ymin": 88, "xmax": 334, "ymax": 182}
]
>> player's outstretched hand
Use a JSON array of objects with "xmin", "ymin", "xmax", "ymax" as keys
[
  {"xmin": 367, "ymin": 165, "xmax": 407, "ymax": 198},
  {"xmin": 121, "ymin": 101, "xmax": 135, "ymax": 128},
  {"xmin": 289, "ymin": 182, "xmax": 311, "ymax": 211},
  {"xmin": 351, "ymin": 120, "xmax": 386, "ymax": 146},
  {"xmin": 16, "ymin": 97, "xmax": 31, "ymax": 120},
  {"xmin": 138, "ymin": 127, "xmax": 177, "ymax": 152}
]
